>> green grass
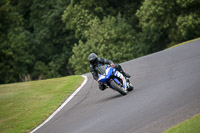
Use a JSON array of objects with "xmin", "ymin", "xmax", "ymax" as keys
[
  {"xmin": 0, "ymin": 75, "xmax": 84, "ymax": 133},
  {"xmin": 164, "ymin": 113, "xmax": 200, "ymax": 133}
]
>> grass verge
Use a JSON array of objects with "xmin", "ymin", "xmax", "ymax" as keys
[
  {"xmin": 164, "ymin": 113, "xmax": 200, "ymax": 133},
  {"xmin": 0, "ymin": 75, "xmax": 84, "ymax": 133}
]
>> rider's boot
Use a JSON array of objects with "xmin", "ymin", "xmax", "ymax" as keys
[
  {"xmin": 115, "ymin": 64, "xmax": 131, "ymax": 78},
  {"xmin": 122, "ymin": 71, "xmax": 131, "ymax": 78}
]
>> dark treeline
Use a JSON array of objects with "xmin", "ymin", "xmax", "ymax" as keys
[{"xmin": 0, "ymin": 0, "xmax": 200, "ymax": 84}]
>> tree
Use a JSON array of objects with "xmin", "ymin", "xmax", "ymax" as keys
[
  {"xmin": 1, "ymin": 0, "xmax": 199, "ymax": 84},
  {"xmin": 69, "ymin": 15, "xmax": 137, "ymax": 74},
  {"xmin": 136, "ymin": 0, "xmax": 200, "ymax": 50},
  {"xmin": 62, "ymin": 1, "xmax": 95, "ymax": 39},
  {"xmin": 0, "ymin": 0, "xmax": 34, "ymax": 83},
  {"xmin": 170, "ymin": 0, "xmax": 200, "ymax": 44},
  {"xmin": 175, "ymin": 14, "xmax": 200, "ymax": 41},
  {"xmin": 28, "ymin": 0, "xmax": 74, "ymax": 79},
  {"xmin": 0, "ymin": 0, "xmax": 74, "ymax": 83},
  {"xmin": 136, "ymin": 0, "xmax": 176, "ymax": 52}
]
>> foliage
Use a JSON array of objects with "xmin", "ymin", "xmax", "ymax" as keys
[
  {"xmin": 136, "ymin": 0, "xmax": 175, "ymax": 52},
  {"xmin": 136, "ymin": 0, "xmax": 200, "ymax": 49},
  {"xmin": 174, "ymin": 13, "xmax": 200, "ymax": 43},
  {"xmin": 0, "ymin": 0, "xmax": 33, "ymax": 83},
  {"xmin": 62, "ymin": 1, "xmax": 95, "ymax": 39},
  {"xmin": 0, "ymin": 0, "xmax": 73, "ymax": 83},
  {"xmin": 69, "ymin": 15, "xmax": 137, "ymax": 74},
  {"xmin": 0, "ymin": 0, "xmax": 200, "ymax": 83}
]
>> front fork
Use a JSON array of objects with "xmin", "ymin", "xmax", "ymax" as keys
[{"xmin": 113, "ymin": 70, "xmax": 127, "ymax": 90}]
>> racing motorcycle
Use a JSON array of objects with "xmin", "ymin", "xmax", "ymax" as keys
[{"xmin": 97, "ymin": 65, "xmax": 133, "ymax": 95}]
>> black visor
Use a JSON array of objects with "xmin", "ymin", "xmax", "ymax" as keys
[{"xmin": 89, "ymin": 59, "xmax": 96, "ymax": 64}]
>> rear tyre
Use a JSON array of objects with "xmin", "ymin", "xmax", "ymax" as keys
[{"xmin": 110, "ymin": 80, "xmax": 127, "ymax": 95}]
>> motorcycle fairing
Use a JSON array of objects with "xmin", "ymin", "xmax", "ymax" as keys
[
  {"xmin": 98, "ymin": 67, "xmax": 114, "ymax": 83},
  {"xmin": 98, "ymin": 65, "xmax": 127, "ymax": 90}
]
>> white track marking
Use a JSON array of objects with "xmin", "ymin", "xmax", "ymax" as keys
[{"xmin": 30, "ymin": 75, "xmax": 88, "ymax": 133}]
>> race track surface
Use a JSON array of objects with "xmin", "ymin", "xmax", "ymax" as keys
[{"xmin": 35, "ymin": 40, "xmax": 200, "ymax": 133}]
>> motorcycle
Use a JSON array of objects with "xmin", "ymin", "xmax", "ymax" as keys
[{"xmin": 97, "ymin": 65, "xmax": 133, "ymax": 95}]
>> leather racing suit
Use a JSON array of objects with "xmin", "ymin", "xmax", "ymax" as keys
[{"xmin": 89, "ymin": 57, "xmax": 130, "ymax": 90}]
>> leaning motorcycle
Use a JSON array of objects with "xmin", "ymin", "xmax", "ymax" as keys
[{"xmin": 97, "ymin": 65, "xmax": 133, "ymax": 95}]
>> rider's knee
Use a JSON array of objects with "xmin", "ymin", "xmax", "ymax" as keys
[{"xmin": 114, "ymin": 64, "xmax": 122, "ymax": 72}]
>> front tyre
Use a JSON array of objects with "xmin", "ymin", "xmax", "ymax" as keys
[{"xmin": 110, "ymin": 80, "xmax": 127, "ymax": 95}]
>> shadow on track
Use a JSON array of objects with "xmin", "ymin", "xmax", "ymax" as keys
[{"xmin": 97, "ymin": 94, "xmax": 123, "ymax": 104}]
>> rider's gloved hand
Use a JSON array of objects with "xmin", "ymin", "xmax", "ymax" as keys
[{"xmin": 111, "ymin": 63, "xmax": 115, "ymax": 68}]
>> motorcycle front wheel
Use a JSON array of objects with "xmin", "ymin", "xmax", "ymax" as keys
[{"xmin": 110, "ymin": 80, "xmax": 127, "ymax": 95}]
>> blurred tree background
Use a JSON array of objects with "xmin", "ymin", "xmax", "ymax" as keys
[{"xmin": 0, "ymin": 0, "xmax": 200, "ymax": 84}]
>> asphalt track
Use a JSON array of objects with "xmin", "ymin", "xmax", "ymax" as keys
[{"xmin": 35, "ymin": 39, "xmax": 200, "ymax": 133}]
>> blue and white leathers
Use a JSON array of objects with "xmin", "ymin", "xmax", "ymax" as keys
[{"xmin": 98, "ymin": 66, "xmax": 127, "ymax": 90}]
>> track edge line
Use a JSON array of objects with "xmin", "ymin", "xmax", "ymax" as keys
[{"xmin": 30, "ymin": 75, "xmax": 88, "ymax": 133}]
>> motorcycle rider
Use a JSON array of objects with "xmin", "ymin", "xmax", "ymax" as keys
[{"xmin": 88, "ymin": 53, "xmax": 131, "ymax": 91}]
